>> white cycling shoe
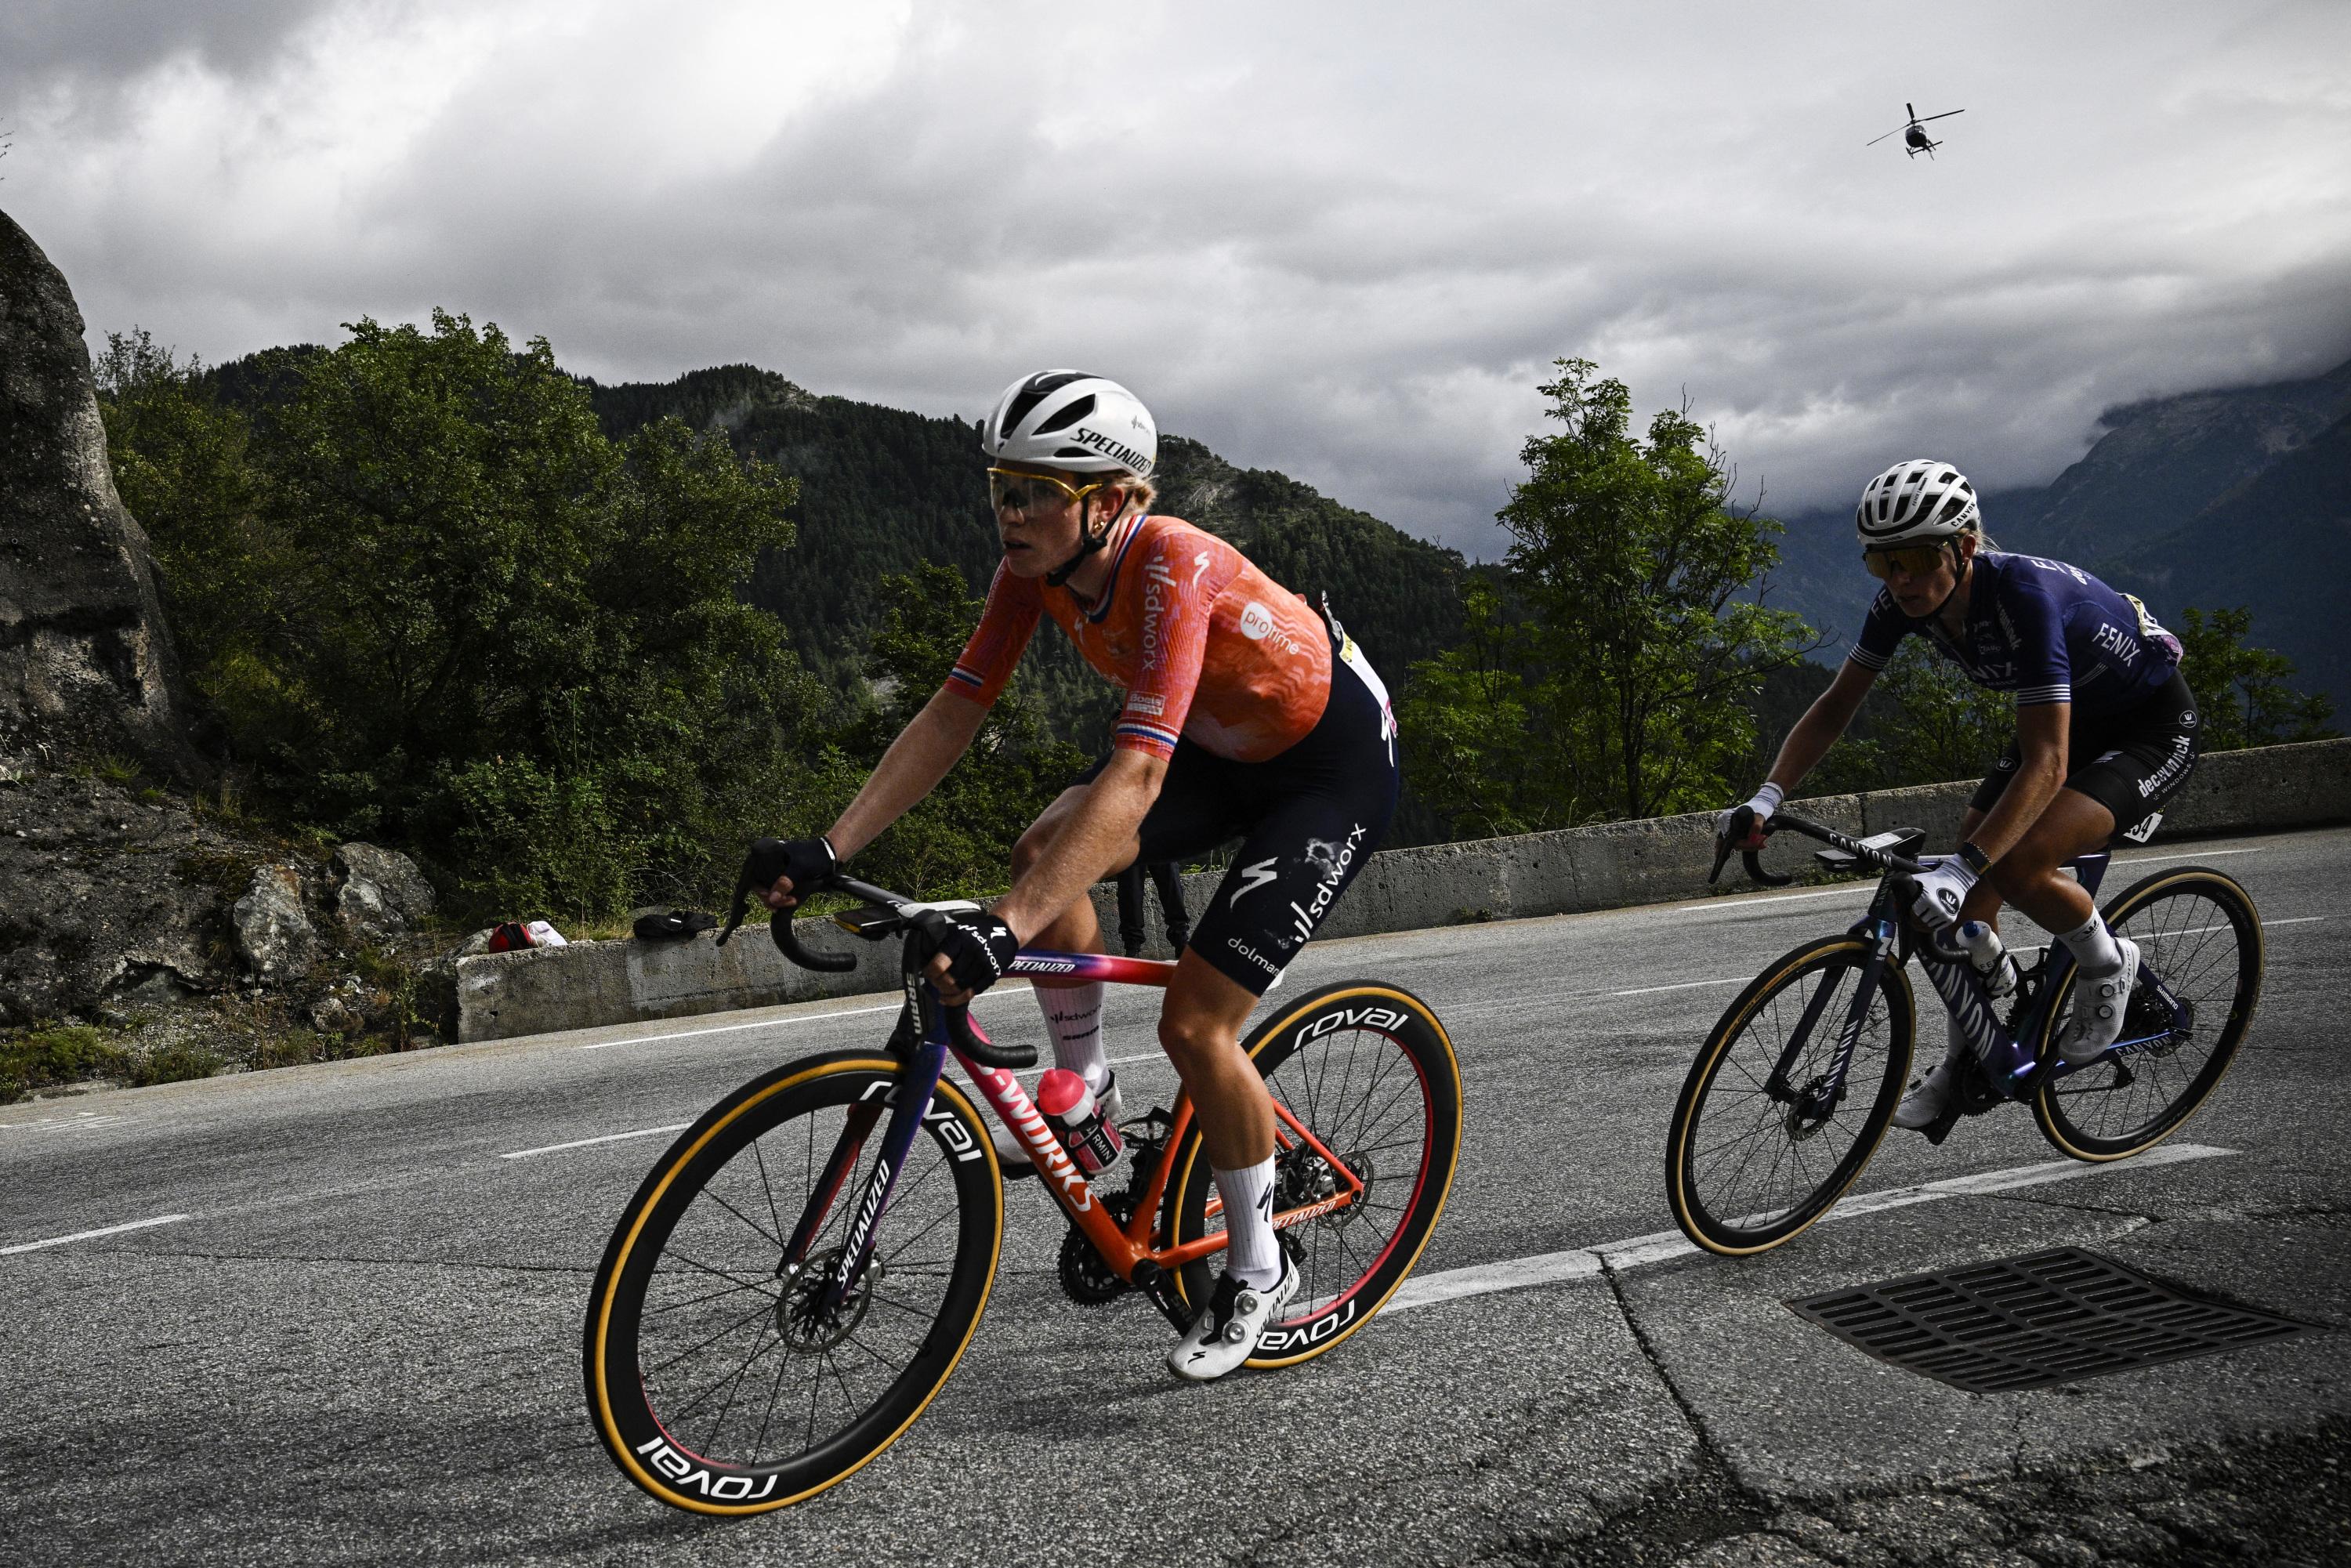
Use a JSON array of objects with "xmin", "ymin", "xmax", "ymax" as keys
[
  {"xmin": 2059, "ymin": 938, "xmax": 2141, "ymax": 1064},
  {"xmin": 1893, "ymin": 1053, "xmax": 1962, "ymax": 1129},
  {"xmin": 1167, "ymin": 1255, "xmax": 1299, "ymax": 1383}
]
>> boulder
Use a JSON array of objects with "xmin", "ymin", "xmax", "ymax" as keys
[
  {"xmin": 0, "ymin": 770, "xmax": 224, "ymax": 1025},
  {"xmin": 331, "ymin": 842, "xmax": 435, "ymax": 924},
  {"xmin": 0, "ymin": 206, "xmax": 202, "ymax": 781},
  {"xmin": 232, "ymin": 865, "xmax": 316, "ymax": 983},
  {"xmin": 334, "ymin": 876, "xmax": 397, "ymax": 944}
]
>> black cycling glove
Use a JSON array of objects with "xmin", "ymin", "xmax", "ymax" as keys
[
  {"xmin": 915, "ymin": 909, "xmax": 1020, "ymax": 996},
  {"xmin": 743, "ymin": 835, "xmax": 839, "ymax": 899}
]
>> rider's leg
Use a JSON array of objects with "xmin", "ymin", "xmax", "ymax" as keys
[
  {"xmin": 1983, "ymin": 788, "xmax": 2114, "ymax": 935},
  {"xmin": 1987, "ymin": 787, "xmax": 2139, "ymax": 1061},
  {"xmin": 1897, "ymin": 806, "xmax": 1999, "ymax": 1130},
  {"xmin": 1157, "ymin": 954, "xmax": 1281, "ymax": 1284},
  {"xmin": 1160, "ymin": 953, "xmax": 1302, "ymax": 1382},
  {"xmin": 1012, "ymin": 786, "xmax": 1132, "ymax": 1094}
]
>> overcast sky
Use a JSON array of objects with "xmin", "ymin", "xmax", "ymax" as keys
[{"xmin": 5, "ymin": 1, "xmax": 2348, "ymax": 556}]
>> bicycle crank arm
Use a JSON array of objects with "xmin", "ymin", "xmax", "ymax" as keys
[{"xmin": 1128, "ymin": 1258, "xmax": 1194, "ymax": 1333}]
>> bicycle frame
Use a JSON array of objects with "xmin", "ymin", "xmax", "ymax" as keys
[
  {"xmin": 777, "ymin": 946, "xmax": 1372, "ymax": 1334},
  {"xmin": 1755, "ymin": 818, "xmax": 2194, "ymax": 1121}
]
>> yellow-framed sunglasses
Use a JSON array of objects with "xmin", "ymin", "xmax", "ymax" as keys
[
  {"xmin": 1863, "ymin": 541, "xmax": 1957, "ymax": 581},
  {"xmin": 987, "ymin": 467, "xmax": 1107, "ymax": 516}
]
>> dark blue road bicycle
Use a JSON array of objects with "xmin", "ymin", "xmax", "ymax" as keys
[{"xmin": 1665, "ymin": 812, "xmax": 2263, "ymax": 1255}]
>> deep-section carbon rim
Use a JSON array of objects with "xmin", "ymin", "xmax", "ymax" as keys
[
  {"xmin": 585, "ymin": 1056, "xmax": 1001, "ymax": 1513},
  {"xmin": 1668, "ymin": 936, "xmax": 1914, "ymax": 1255},
  {"xmin": 2034, "ymin": 868, "xmax": 2262, "ymax": 1161}
]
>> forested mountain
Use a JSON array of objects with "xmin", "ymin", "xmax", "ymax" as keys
[
  {"xmin": 578, "ymin": 366, "xmax": 1469, "ymax": 751},
  {"xmin": 1762, "ymin": 354, "xmax": 2351, "ymax": 704}
]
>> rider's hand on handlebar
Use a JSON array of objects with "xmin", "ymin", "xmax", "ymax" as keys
[
  {"xmin": 1715, "ymin": 783, "xmax": 1784, "ymax": 852},
  {"xmin": 1906, "ymin": 855, "xmax": 1977, "ymax": 930},
  {"xmin": 750, "ymin": 835, "xmax": 839, "ymax": 910},
  {"xmin": 913, "ymin": 908, "xmax": 1019, "ymax": 1006}
]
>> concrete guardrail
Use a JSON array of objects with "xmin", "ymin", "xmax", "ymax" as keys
[{"xmin": 447, "ymin": 737, "xmax": 2351, "ymax": 1042}]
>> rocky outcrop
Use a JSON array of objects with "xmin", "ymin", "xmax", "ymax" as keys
[
  {"xmin": 231, "ymin": 865, "xmax": 316, "ymax": 983},
  {"xmin": 0, "ymin": 768, "xmax": 236, "ymax": 1026},
  {"xmin": 0, "ymin": 205, "xmax": 202, "ymax": 782},
  {"xmin": 330, "ymin": 841, "xmax": 436, "ymax": 942}
]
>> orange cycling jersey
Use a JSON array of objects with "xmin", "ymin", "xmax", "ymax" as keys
[{"xmin": 944, "ymin": 514, "xmax": 1332, "ymax": 763}]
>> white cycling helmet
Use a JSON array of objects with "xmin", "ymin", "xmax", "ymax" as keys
[
  {"xmin": 1855, "ymin": 458, "xmax": 1980, "ymax": 546},
  {"xmin": 981, "ymin": 370, "xmax": 1157, "ymax": 479}
]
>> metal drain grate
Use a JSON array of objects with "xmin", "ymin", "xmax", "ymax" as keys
[{"xmin": 1789, "ymin": 1246, "xmax": 2324, "ymax": 1394}]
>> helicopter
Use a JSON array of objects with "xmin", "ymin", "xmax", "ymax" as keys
[{"xmin": 1867, "ymin": 103, "xmax": 1964, "ymax": 159}]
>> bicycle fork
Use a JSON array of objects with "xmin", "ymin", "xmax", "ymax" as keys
[{"xmin": 1766, "ymin": 915, "xmax": 1896, "ymax": 1126}]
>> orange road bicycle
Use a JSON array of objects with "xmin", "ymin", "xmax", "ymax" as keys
[{"xmin": 585, "ymin": 870, "xmax": 1462, "ymax": 1515}]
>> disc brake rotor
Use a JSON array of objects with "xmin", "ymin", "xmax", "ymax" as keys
[{"xmin": 775, "ymin": 1247, "xmax": 878, "ymax": 1351}]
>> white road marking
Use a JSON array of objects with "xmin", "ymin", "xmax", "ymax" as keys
[
  {"xmin": 574, "ymin": 986, "xmax": 1031, "ymax": 1052},
  {"xmin": 2, "ymin": 1213, "xmax": 191, "ymax": 1255},
  {"xmin": 1613, "ymin": 976, "xmax": 1749, "ymax": 998},
  {"xmin": 0, "ymin": 1110, "xmax": 132, "ymax": 1134},
  {"xmin": 2114, "ymin": 846, "xmax": 2263, "ymax": 864},
  {"xmin": 1699, "ymin": 885, "xmax": 1876, "ymax": 914},
  {"xmin": 576, "ymin": 1005, "xmax": 896, "ymax": 1052},
  {"xmin": 501, "ymin": 1123, "xmax": 694, "ymax": 1159},
  {"xmin": 1385, "ymin": 1143, "xmax": 2236, "ymax": 1314}
]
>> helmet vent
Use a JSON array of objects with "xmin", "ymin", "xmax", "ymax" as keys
[{"xmin": 1033, "ymin": 394, "xmax": 1096, "ymax": 435}]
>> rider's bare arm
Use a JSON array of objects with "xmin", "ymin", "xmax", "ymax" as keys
[
  {"xmin": 1764, "ymin": 658, "xmax": 1878, "ymax": 795},
  {"xmin": 828, "ymin": 690, "xmax": 988, "ymax": 860},
  {"xmin": 1958, "ymin": 701, "xmax": 2069, "ymax": 862}
]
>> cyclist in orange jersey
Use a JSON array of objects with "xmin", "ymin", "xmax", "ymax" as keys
[{"xmin": 757, "ymin": 370, "xmax": 1399, "ymax": 1381}]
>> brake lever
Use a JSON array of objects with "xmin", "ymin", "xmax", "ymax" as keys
[
  {"xmin": 1710, "ymin": 807, "xmax": 1794, "ymax": 889},
  {"xmin": 904, "ymin": 909, "xmax": 1036, "ymax": 1068}
]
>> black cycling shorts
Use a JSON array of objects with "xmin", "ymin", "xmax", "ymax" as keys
[
  {"xmin": 1969, "ymin": 669, "xmax": 2201, "ymax": 846},
  {"xmin": 1081, "ymin": 629, "xmax": 1400, "ymax": 995}
]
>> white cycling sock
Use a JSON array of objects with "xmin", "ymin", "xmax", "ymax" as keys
[
  {"xmin": 1037, "ymin": 981, "xmax": 1107, "ymax": 1090},
  {"xmin": 2056, "ymin": 912, "xmax": 2122, "ymax": 976},
  {"xmin": 1215, "ymin": 1157, "xmax": 1282, "ymax": 1290}
]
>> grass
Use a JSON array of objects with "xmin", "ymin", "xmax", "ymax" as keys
[
  {"xmin": 0, "ymin": 1025, "xmax": 126, "ymax": 1103},
  {"xmin": 0, "ymin": 1027, "xmax": 222, "ymax": 1103}
]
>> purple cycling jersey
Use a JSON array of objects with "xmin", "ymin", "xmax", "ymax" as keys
[{"xmin": 1849, "ymin": 551, "xmax": 2183, "ymax": 719}]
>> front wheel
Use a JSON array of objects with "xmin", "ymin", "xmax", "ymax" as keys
[
  {"xmin": 2033, "ymin": 867, "xmax": 2263, "ymax": 1161},
  {"xmin": 1667, "ymin": 934, "xmax": 1915, "ymax": 1255},
  {"xmin": 585, "ymin": 1052, "xmax": 1002, "ymax": 1514},
  {"xmin": 1166, "ymin": 981, "xmax": 1462, "ymax": 1368}
]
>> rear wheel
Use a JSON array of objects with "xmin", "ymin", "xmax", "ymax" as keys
[
  {"xmin": 1166, "ymin": 982, "xmax": 1462, "ymax": 1368},
  {"xmin": 585, "ymin": 1054, "xmax": 1002, "ymax": 1514},
  {"xmin": 1667, "ymin": 935, "xmax": 1914, "ymax": 1255},
  {"xmin": 2033, "ymin": 867, "xmax": 2262, "ymax": 1161}
]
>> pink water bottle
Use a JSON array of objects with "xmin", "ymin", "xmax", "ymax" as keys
[{"xmin": 1038, "ymin": 1069, "xmax": 1123, "ymax": 1175}]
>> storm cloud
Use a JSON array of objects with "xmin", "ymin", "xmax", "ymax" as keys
[{"xmin": 6, "ymin": 0, "xmax": 2347, "ymax": 555}]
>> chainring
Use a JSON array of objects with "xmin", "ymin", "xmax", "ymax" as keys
[{"xmin": 1056, "ymin": 1193, "xmax": 1137, "ymax": 1305}]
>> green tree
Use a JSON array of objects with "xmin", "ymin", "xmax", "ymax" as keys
[
  {"xmin": 822, "ymin": 563, "xmax": 1088, "ymax": 896},
  {"xmin": 1875, "ymin": 639, "xmax": 2014, "ymax": 786},
  {"xmin": 98, "ymin": 313, "xmax": 824, "ymax": 920},
  {"xmin": 1401, "ymin": 360, "xmax": 1810, "ymax": 832},
  {"xmin": 2175, "ymin": 607, "xmax": 2336, "ymax": 751}
]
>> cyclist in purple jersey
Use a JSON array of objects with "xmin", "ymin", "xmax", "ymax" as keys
[
  {"xmin": 1848, "ymin": 549, "xmax": 2182, "ymax": 720},
  {"xmin": 1719, "ymin": 460, "xmax": 2201, "ymax": 1128}
]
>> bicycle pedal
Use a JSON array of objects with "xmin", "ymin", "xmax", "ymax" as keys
[{"xmin": 1918, "ymin": 1103, "xmax": 1962, "ymax": 1146}]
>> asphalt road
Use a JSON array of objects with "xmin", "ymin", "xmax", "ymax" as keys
[{"xmin": 5, "ymin": 825, "xmax": 2346, "ymax": 1566}]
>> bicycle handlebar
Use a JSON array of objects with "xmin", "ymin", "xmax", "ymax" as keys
[
  {"xmin": 716, "ymin": 855, "xmax": 1032, "ymax": 1069},
  {"xmin": 1709, "ymin": 808, "xmax": 1937, "ymax": 889},
  {"xmin": 1709, "ymin": 806, "xmax": 1793, "ymax": 889}
]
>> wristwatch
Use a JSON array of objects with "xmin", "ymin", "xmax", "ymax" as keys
[{"xmin": 1956, "ymin": 841, "xmax": 1992, "ymax": 875}]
